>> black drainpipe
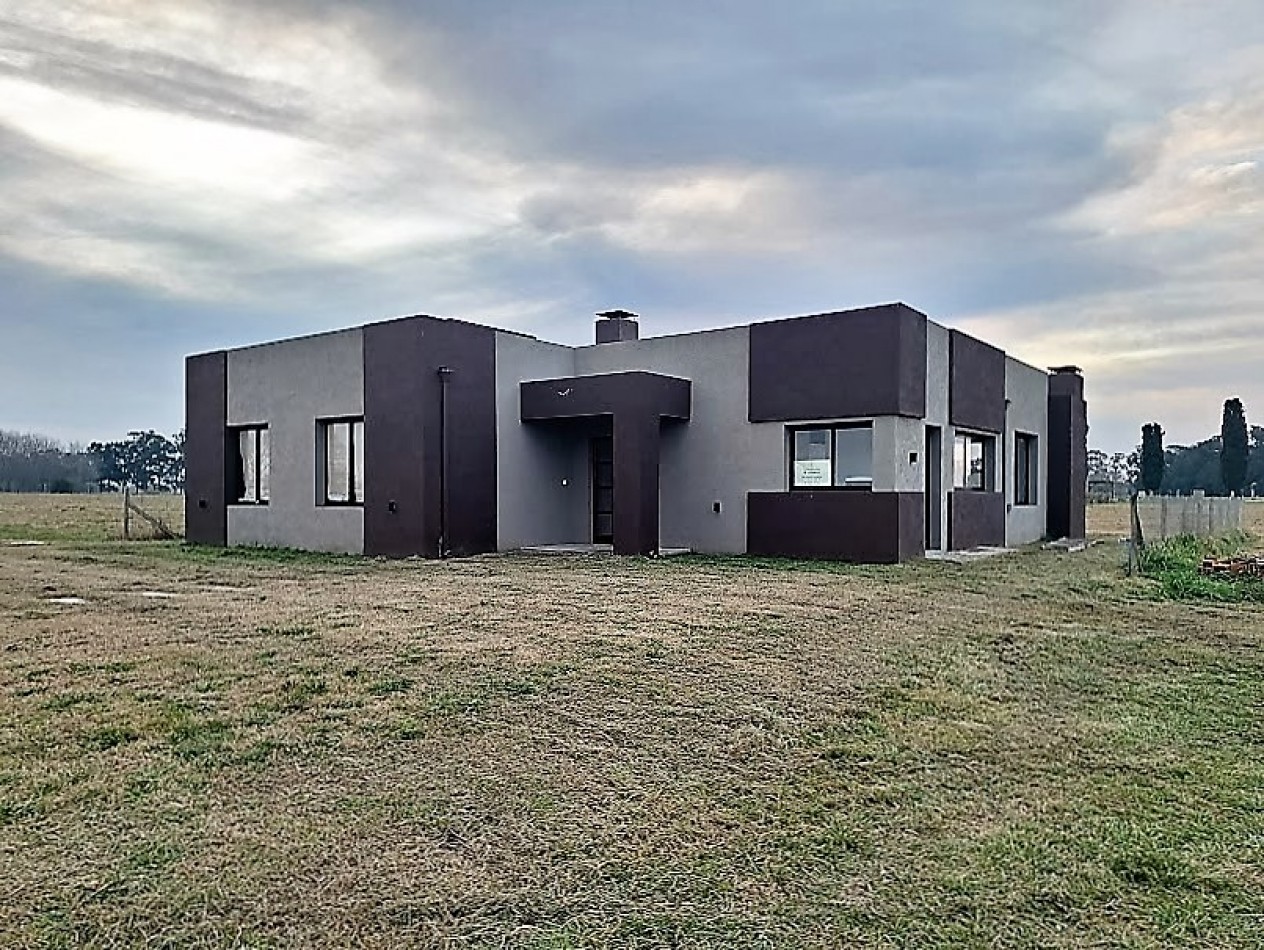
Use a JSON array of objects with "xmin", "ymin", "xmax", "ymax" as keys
[{"xmin": 437, "ymin": 365, "xmax": 452, "ymax": 558}]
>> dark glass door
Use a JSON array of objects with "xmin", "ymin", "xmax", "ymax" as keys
[{"xmin": 591, "ymin": 436, "xmax": 614, "ymax": 544}]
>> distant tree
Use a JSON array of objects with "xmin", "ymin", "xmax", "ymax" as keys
[
  {"xmin": 1249, "ymin": 426, "xmax": 1264, "ymax": 496},
  {"xmin": 1220, "ymin": 398, "xmax": 1249, "ymax": 496},
  {"xmin": 1087, "ymin": 449, "xmax": 1109, "ymax": 482},
  {"xmin": 0, "ymin": 429, "xmax": 95, "ymax": 493},
  {"xmin": 1140, "ymin": 423, "xmax": 1165, "ymax": 494},
  {"xmin": 1123, "ymin": 449, "xmax": 1141, "ymax": 489},
  {"xmin": 1163, "ymin": 440, "xmax": 1216, "ymax": 494},
  {"xmin": 86, "ymin": 431, "xmax": 184, "ymax": 492},
  {"xmin": 86, "ymin": 441, "xmax": 127, "ymax": 492}
]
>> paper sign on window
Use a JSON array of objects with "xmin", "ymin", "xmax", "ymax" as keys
[{"xmin": 794, "ymin": 460, "xmax": 832, "ymax": 487}]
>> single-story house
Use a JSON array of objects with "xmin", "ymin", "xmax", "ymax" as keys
[{"xmin": 185, "ymin": 303, "xmax": 1087, "ymax": 561}]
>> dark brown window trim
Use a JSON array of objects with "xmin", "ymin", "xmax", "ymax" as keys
[
  {"xmin": 229, "ymin": 424, "xmax": 269, "ymax": 506},
  {"xmin": 787, "ymin": 421, "xmax": 875, "ymax": 492},
  {"xmin": 319, "ymin": 416, "xmax": 364, "ymax": 507}
]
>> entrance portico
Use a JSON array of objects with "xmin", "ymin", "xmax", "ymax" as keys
[{"xmin": 520, "ymin": 371, "xmax": 691, "ymax": 555}]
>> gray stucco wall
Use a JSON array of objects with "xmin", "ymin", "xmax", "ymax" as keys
[
  {"xmin": 226, "ymin": 328, "xmax": 364, "ymax": 554},
  {"xmin": 493, "ymin": 333, "xmax": 590, "ymax": 549},
  {"xmin": 575, "ymin": 327, "xmax": 783, "ymax": 554},
  {"xmin": 874, "ymin": 416, "xmax": 924, "ymax": 493},
  {"xmin": 1004, "ymin": 356, "xmax": 1050, "ymax": 546}
]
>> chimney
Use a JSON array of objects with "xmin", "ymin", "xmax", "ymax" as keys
[{"xmin": 595, "ymin": 309, "xmax": 639, "ymax": 344}]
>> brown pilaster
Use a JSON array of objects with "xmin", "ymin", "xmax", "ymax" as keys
[
  {"xmin": 185, "ymin": 351, "xmax": 228, "ymax": 546},
  {"xmin": 1047, "ymin": 367, "xmax": 1087, "ymax": 540}
]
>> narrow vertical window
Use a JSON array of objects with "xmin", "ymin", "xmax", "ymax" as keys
[
  {"xmin": 352, "ymin": 420, "xmax": 365, "ymax": 505},
  {"xmin": 229, "ymin": 425, "xmax": 269, "ymax": 504},
  {"xmin": 1015, "ymin": 432, "xmax": 1038, "ymax": 505},
  {"xmin": 320, "ymin": 418, "xmax": 364, "ymax": 505}
]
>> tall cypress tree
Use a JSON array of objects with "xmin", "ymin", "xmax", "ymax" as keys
[
  {"xmin": 1220, "ymin": 398, "xmax": 1249, "ymax": 495},
  {"xmin": 1140, "ymin": 423, "xmax": 1165, "ymax": 494}
]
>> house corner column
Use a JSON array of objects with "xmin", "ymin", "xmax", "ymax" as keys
[{"xmin": 1047, "ymin": 367, "xmax": 1087, "ymax": 540}]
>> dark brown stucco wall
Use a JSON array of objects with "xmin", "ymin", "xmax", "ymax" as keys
[
  {"xmin": 185, "ymin": 352, "xmax": 228, "ymax": 546},
  {"xmin": 747, "ymin": 491, "xmax": 925, "ymax": 563},
  {"xmin": 949, "ymin": 330, "xmax": 1006, "ymax": 433},
  {"xmin": 749, "ymin": 304, "xmax": 928, "ymax": 422},
  {"xmin": 363, "ymin": 316, "xmax": 497, "ymax": 557},
  {"xmin": 1047, "ymin": 370, "xmax": 1088, "ymax": 539},
  {"xmin": 520, "ymin": 372, "xmax": 691, "ymax": 421},
  {"xmin": 949, "ymin": 490, "xmax": 1006, "ymax": 549},
  {"xmin": 897, "ymin": 492, "xmax": 926, "ymax": 561}
]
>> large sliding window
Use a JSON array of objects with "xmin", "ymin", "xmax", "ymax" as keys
[
  {"xmin": 1015, "ymin": 432, "xmax": 1038, "ymax": 506},
  {"xmin": 320, "ymin": 418, "xmax": 364, "ymax": 505},
  {"xmin": 790, "ymin": 423, "xmax": 873, "ymax": 489},
  {"xmin": 953, "ymin": 432, "xmax": 996, "ymax": 492},
  {"xmin": 230, "ymin": 425, "xmax": 269, "ymax": 504}
]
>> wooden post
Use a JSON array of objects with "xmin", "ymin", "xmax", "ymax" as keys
[{"xmin": 1128, "ymin": 492, "xmax": 1145, "ymax": 576}]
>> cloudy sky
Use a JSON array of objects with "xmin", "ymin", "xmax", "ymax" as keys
[{"xmin": 2, "ymin": 1, "xmax": 1262, "ymax": 452}]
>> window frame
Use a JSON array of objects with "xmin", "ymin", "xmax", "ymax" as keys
[
  {"xmin": 318, "ymin": 416, "xmax": 365, "ymax": 507},
  {"xmin": 953, "ymin": 430, "xmax": 998, "ymax": 493},
  {"xmin": 228, "ymin": 424, "xmax": 269, "ymax": 506},
  {"xmin": 787, "ymin": 421, "xmax": 875, "ymax": 491},
  {"xmin": 1014, "ymin": 431, "xmax": 1039, "ymax": 506}
]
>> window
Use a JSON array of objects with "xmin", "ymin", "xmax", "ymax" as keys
[
  {"xmin": 790, "ymin": 424, "xmax": 873, "ymax": 489},
  {"xmin": 230, "ymin": 426, "xmax": 269, "ymax": 504},
  {"xmin": 320, "ymin": 418, "xmax": 364, "ymax": 505},
  {"xmin": 953, "ymin": 432, "xmax": 996, "ymax": 492},
  {"xmin": 1015, "ymin": 432, "xmax": 1038, "ymax": 506}
]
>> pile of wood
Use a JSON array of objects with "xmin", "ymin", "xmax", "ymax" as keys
[{"xmin": 1199, "ymin": 555, "xmax": 1264, "ymax": 578}]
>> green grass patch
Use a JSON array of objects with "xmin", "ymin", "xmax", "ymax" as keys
[
  {"xmin": 80, "ymin": 725, "xmax": 140, "ymax": 751},
  {"xmin": 1141, "ymin": 534, "xmax": 1264, "ymax": 604},
  {"xmin": 367, "ymin": 676, "xmax": 413, "ymax": 696}
]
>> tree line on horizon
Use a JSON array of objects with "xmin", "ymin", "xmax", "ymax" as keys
[
  {"xmin": 0, "ymin": 429, "xmax": 185, "ymax": 494},
  {"xmin": 1089, "ymin": 398, "xmax": 1261, "ymax": 498}
]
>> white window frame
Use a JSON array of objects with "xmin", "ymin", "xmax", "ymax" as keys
[
  {"xmin": 318, "ymin": 417, "xmax": 364, "ymax": 506},
  {"xmin": 229, "ymin": 425, "xmax": 269, "ymax": 505},
  {"xmin": 788, "ymin": 423, "xmax": 874, "ymax": 490}
]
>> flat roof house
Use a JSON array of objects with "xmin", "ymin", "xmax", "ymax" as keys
[{"xmin": 185, "ymin": 303, "xmax": 1087, "ymax": 562}]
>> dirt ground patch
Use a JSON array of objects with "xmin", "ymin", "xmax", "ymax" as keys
[{"xmin": 1, "ymin": 495, "xmax": 1262, "ymax": 947}]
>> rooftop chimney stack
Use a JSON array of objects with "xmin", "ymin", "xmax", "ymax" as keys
[{"xmin": 595, "ymin": 309, "xmax": 639, "ymax": 344}]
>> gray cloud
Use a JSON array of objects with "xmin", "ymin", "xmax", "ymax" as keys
[
  {"xmin": 0, "ymin": 0, "xmax": 1262, "ymax": 450},
  {"xmin": 0, "ymin": 17, "xmax": 313, "ymax": 134}
]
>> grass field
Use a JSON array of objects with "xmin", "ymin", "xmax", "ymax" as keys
[{"xmin": 1, "ymin": 495, "xmax": 1262, "ymax": 947}]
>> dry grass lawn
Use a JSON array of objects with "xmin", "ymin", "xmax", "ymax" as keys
[{"xmin": 1, "ymin": 495, "xmax": 1261, "ymax": 947}]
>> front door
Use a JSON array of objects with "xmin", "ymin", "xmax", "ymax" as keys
[{"xmin": 591, "ymin": 436, "xmax": 614, "ymax": 544}]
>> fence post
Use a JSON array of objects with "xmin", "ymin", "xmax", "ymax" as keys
[
  {"xmin": 1159, "ymin": 495, "xmax": 1168, "ymax": 542},
  {"xmin": 1128, "ymin": 493, "xmax": 1145, "ymax": 576},
  {"xmin": 123, "ymin": 486, "xmax": 131, "ymax": 540}
]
